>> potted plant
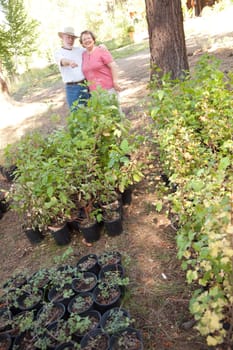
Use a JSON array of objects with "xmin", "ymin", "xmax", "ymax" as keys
[
  {"xmin": 100, "ymin": 307, "xmax": 132, "ymax": 335},
  {"xmin": 93, "ymin": 282, "xmax": 122, "ymax": 313},
  {"xmin": 36, "ymin": 302, "xmax": 66, "ymax": 328},
  {"xmin": 76, "ymin": 254, "xmax": 100, "ymax": 275},
  {"xmin": 127, "ymin": 25, "xmax": 135, "ymax": 42},
  {"xmin": 80, "ymin": 328, "xmax": 110, "ymax": 350},
  {"xmin": 0, "ymin": 333, "xmax": 12, "ymax": 350},
  {"xmin": 70, "ymin": 310, "xmax": 101, "ymax": 343},
  {"xmin": 97, "ymin": 251, "xmax": 122, "ymax": 268},
  {"xmin": 67, "ymin": 292, "xmax": 94, "ymax": 316},
  {"xmin": 109, "ymin": 327, "xmax": 143, "ymax": 350},
  {"xmin": 72, "ymin": 272, "xmax": 98, "ymax": 293}
]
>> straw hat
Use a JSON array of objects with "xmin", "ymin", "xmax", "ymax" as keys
[{"xmin": 58, "ymin": 26, "xmax": 78, "ymax": 39}]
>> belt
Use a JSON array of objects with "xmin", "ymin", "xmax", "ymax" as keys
[{"xmin": 66, "ymin": 80, "xmax": 86, "ymax": 85}]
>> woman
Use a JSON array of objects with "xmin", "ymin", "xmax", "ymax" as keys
[{"xmin": 80, "ymin": 30, "xmax": 121, "ymax": 94}]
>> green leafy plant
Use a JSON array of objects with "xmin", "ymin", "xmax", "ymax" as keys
[{"xmin": 149, "ymin": 54, "xmax": 233, "ymax": 347}]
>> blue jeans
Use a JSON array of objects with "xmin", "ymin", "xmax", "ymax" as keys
[{"xmin": 65, "ymin": 84, "xmax": 90, "ymax": 110}]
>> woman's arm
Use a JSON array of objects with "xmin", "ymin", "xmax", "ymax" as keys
[{"xmin": 108, "ymin": 61, "xmax": 121, "ymax": 91}]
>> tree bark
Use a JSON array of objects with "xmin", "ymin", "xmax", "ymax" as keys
[
  {"xmin": 0, "ymin": 61, "xmax": 10, "ymax": 95},
  {"xmin": 145, "ymin": 0, "xmax": 189, "ymax": 80}
]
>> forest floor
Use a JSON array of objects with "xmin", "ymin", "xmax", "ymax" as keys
[{"xmin": 0, "ymin": 6, "xmax": 233, "ymax": 350}]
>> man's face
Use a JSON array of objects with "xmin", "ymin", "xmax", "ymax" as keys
[{"xmin": 62, "ymin": 34, "xmax": 76, "ymax": 49}]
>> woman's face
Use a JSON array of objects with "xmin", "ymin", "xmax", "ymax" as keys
[{"xmin": 81, "ymin": 33, "xmax": 95, "ymax": 51}]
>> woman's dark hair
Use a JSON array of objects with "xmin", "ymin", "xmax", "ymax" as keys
[{"xmin": 80, "ymin": 30, "xmax": 96, "ymax": 44}]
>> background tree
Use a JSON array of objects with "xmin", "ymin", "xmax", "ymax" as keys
[
  {"xmin": 0, "ymin": 0, "xmax": 38, "ymax": 78},
  {"xmin": 145, "ymin": 0, "xmax": 189, "ymax": 80}
]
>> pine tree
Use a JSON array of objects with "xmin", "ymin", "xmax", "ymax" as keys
[{"xmin": 0, "ymin": 0, "xmax": 38, "ymax": 77}]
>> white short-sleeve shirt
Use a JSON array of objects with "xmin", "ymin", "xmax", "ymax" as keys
[{"xmin": 54, "ymin": 46, "xmax": 86, "ymax": 83}]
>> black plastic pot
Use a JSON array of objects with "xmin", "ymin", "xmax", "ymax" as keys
[
  {"xmin": 97, "ymin": 251, "xmax": 122, "ymax": 268},
  {"xmin": 25, "ymin": 227, "xmax": 44, "ymax": 244},
  {"xmin": 100, "ymin": 307, "xmax": 131, "ymax": 335},
  {"xmin": 13, "ymin": 330, "xmax": 37, "ymax": 350},
  {"xmin": 72, "ymin": 272, "xmax": 98, "ymax": 293},
  {"xmin": 98, "ymin": 263, "xmax": 125, "ymax": 282},
  {"xmin": 50, "ymin": 222, "xmax": 71, "ymax": 246},
  {"xmin": 3, "ymin": 272, "xmax": 27, "ymax": 290},
  {"xmin": 36, "ymin": 302, "xmax": 66, "ymax": 327},
  {"xmin": 98, "ymin": 264, "xmax": 126, "ymax": 296},
  {"xmin": 109, "ymin": 327, "xmax": 143, "ymax": 350},
  {"xmin": 121, "ymin": 187, "xmax": 133, "ymax": 205},
  {"xmin": 17, "ymin": 289, "xmax": 43, "ymax": 312},
  {"xmin": 104, "ymin": 215, "xmax": 123, "ymax": 236},
  {"xmin": 80, "ymin": 328, "xmax": 110, "ymax": 349},
  {"xmin": 67, "ymin": 218, "xmax": 80, "ymax": 233},
  {"xmin": 0, "ymin": 308, "xmax": 12, "ymax": 332},
  {"xmin": 67, "ymin": 292, "xmax": 94, "ymax": 316},
  {"xmin": 77, "ymin": 254, "xmax": 100, "ymax": 275},
  {"xmin": 78, "ymin": 220, "xmax": 101, "ymax": 243},
  {"xmin": 55, "ymin": 342, "xmax": 76, "ymax": 350},
  {"xmin": 71, "ymin": 309, "xmax": 101, "ymax": 343},
  {"xmin": 0, "ymin": 333, "xmax": 12, "ymax": 350},
  {"xmin": 93, "ymin": 284, "xmax": 122, "ymax": 314},
  {"xmin": 48, "ymin": 284, "xmax": 74, "ymax": 307}
]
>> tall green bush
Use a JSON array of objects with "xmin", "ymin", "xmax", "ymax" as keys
[{"xmin": 149, "ymin": 54, "xmax": 233, "ymax": 347}]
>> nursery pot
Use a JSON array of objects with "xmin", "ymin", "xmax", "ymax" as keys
[
  {"xmin": 109, "ymin": 327, "xmax": 143, "ymax": 350},
  {"xmin": 71, "ymin": 309, "xmax": 101, "ymax": 343},
  {"xmin": 49, "ymin": 222, "xmax": 71, "ymax": 246},
  {"xmin": 67, "ymin": 292, "xmax": 94, "ymax": 316},
  {"xmin": 104, "ymin": 214, "xmax": 123, "ymax": 236},
  {"xmin": 25, "ymin": 227, "xmax": 44, "ymax": 244},
  {"xmin": 0, "ymin": 333, "xmax": 12, "ymax": 350},
  {"xmin": 48, "ymin": 284, "xmax": 74, "ymax": 307},
  {"xmin": 93, "ymin": 284, "xmax": 122, "ymax": 314},
  {"xmin": 77, "ymin": 254, "xmax": 100, "ymax": 275},
  {"xmin": 80, "ymin": 328, "xmax": 110, "ymax": 349},
  {"xmin": 55, "ymin": 342, "xmax": 76, "ymax": 350},
  {"xmin": 100, "ymin": 307, "xmax": 131, "ymax": 335},
  {"xmin": 72, "ymin": 272, "xmax": 98, "ymax": 293},
  {"xmin": 36, "ymin": 302, "xmax": 66, "ymax": 327},
  {"xmin": 97, "ymin": 251, "xmax": 122, "ymax": 268},
  {"xmin": 17, "ymin": 290, "xmax": 43, "ymax": 312},
  {"xmin": 78, "ymin": 220, "xmax": 101, "ymax": 243},
  {"xmin": 13, "ymin": 330, "xmax": 37, "ymax": 350},
  {"xmin": 98, "ymin": 263, "xmax": 125, "ymax": 282},
  {"xmin": 0, "ymin": 308, "xmax": 12, "ymax": 332},
  {"xmin": 121, "ymin": 187, "xmax": 133, "ymax": 205}
]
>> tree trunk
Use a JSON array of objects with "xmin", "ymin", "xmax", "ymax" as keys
[
  {"xmin": 0, "ymin": 61, "xmax": 10, "ymax": 95},
  {"xmin": 145, "ymin": 0, "xmax": 189, "ymax": 80}
]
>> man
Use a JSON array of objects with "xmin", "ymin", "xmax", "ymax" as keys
[{"xmin": 54, "ymin": 26, "xmax": 90, "ymax": 110}]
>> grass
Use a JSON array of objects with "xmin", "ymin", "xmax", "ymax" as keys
[{"xmin": 11, "ymin": 64, "xmax": 61, "ymax": 100}]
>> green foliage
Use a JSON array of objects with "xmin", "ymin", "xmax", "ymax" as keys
[
  {"xmin": 149, "ymin": 54, "xmax": 233, "ymax": 346},
  {"xmin": 7, "ymin": 88, "xmax": 143, "ymax": 231},
  {"xmin": 0, "ymin": 0, "xmax": 39, "ymax": 77}
]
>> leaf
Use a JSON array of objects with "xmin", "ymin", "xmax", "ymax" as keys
[
  {"xmin": 155, "ymin": 201, "xmax": 163, "ymax": 212},
  {"xmin": 218, "ymin": 157, "xmax": 230, "ymax": 171},
  {"xmin": 189, "ymin": 180, "xmax": 205, "ymax": 192},
  {"xmin": 157, "ymin": 90, "xmax": 165, "ymax": 101},
  {"xmin": 186, "ymin": 269, "xmax": 198, "ymax": 284},
  {"xmin": 47, "ymin": 186, "xmax": 54, "ymax": 198},
  {"xmin": 120, "ymin": 139, "xmax": 129, "ymax": 153}
]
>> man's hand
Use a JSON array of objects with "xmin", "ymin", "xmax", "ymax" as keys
[{"xmin": 61, "ymin": 58, "xmax": 78, "ymax": 68}]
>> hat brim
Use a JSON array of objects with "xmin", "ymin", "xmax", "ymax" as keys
[{"xmin": 58, "ymin": 32, "xmax": 78, "ymax": 39}]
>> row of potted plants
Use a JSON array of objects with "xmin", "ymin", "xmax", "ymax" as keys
[
  {"xmin": 0, "ymin": 250, "xmax": 143, "ymax": 349},
  {"xmin": 4, "ymin": 89, "xmax": 144, "ymax": 243}
]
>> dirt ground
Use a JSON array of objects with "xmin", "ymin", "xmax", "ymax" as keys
[{"xmin": 0, "ymin": 8, "xmax": 233, "ymax": 350}]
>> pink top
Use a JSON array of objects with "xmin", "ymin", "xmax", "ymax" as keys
[{"xmin": 82, "ymin": 47, "xmax": 114, "ymax": 91}]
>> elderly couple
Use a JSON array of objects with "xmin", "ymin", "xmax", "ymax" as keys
[{"xmin": 54, "ymin": 26, "xmax": 121, "ymax": 110}]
